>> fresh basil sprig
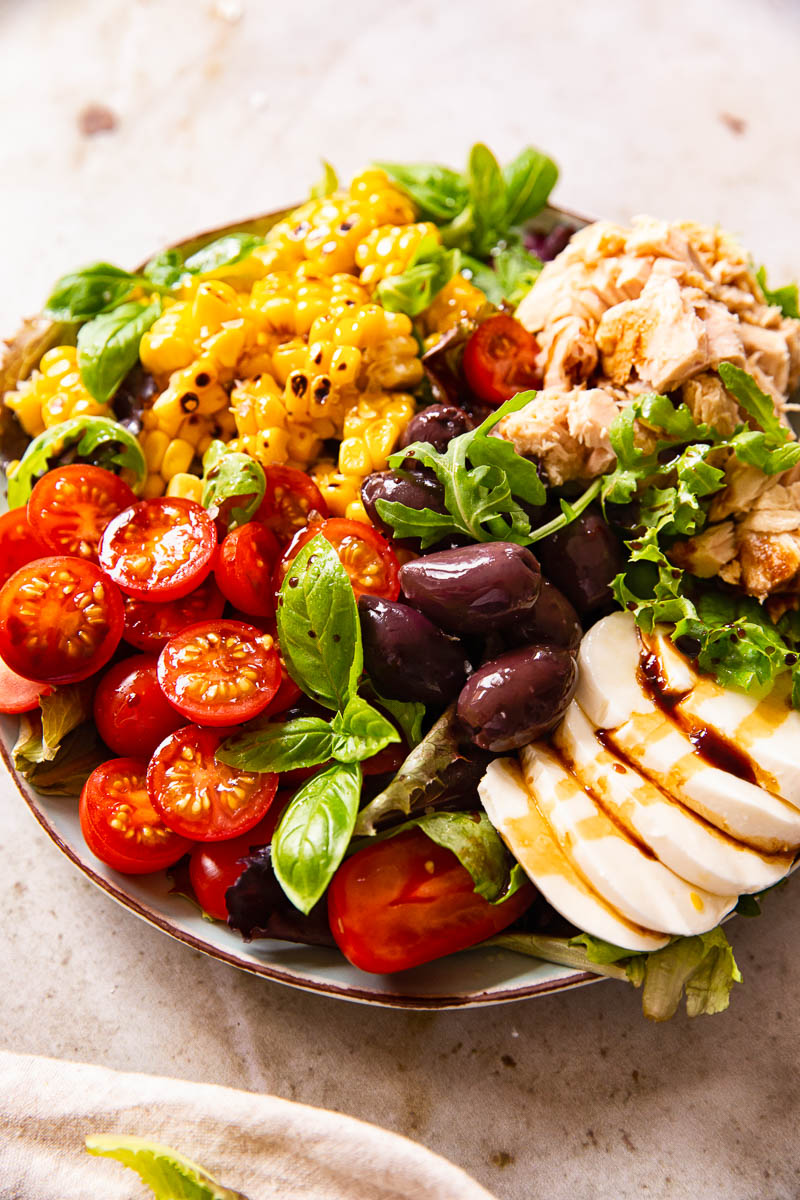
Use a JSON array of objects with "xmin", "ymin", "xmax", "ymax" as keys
[
  {"xmin": 7, "ymin": 414, "xmax": 147, "ymax": 507},
  {"xmin": 375, "ymin": 391, "xmax": 547, "ymax": 547},
  {"xmin": 44, "ymin": 263, "xmax": 153, "ymax": 322},
  {"xmin": 77, "ymin": 299, "xmax": 162, "ymax": 404},
  {"xmin": 201, "ymin": 440, "xmax": 266, "ymax": 530},
  {"xmin": 377, "ymin": 237, "xmax": 461, "ymax": 318},
  {"xmin": 377, "ymin": 143, "xmax": 558, "ymax": 261}
]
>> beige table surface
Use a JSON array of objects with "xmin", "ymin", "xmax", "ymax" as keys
[{"xmin": 2, "ymin": 1, "xmax": 800, "ymax": 1197}]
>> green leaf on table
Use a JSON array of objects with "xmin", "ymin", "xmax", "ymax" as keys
[
  {"xmin": 44, "ymin": 263, "xmax": 140, "ymax": 322},
  {"xmin": 276, "ymin": 533, "xmax": 362, "ymax": 711},
  {"xmin": 272, "ymin": 760, "xmax": 362, "ymax": 913},
  {"xmin": 201, "ymin": 441, "xmax": 266, "ymax": 529},
  {"xmin": 86, "ymin": 1135, "xmax": 248, "ymax": 1200},
  {"xmin": 217, "ymin": 717, "xmax": 334, "ymax": 774},
  {"xmin": 7, "ymin": 414, "xmax": 147, "ymax": 507},
  {"xmin": 329, "ymin": 694, "xmax": 400, "ymax": 763},
  {"xmin": 77, "ymin": 298, "xmax": 162, "ymax": 404}
]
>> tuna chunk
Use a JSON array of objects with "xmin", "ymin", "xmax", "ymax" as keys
[{"xmin": 496, "ymin": 387, "xmax": 619, "ymax": 485}]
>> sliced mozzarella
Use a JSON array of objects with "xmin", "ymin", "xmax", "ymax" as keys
[
  {"xmin": 674, "ymin": 674, "xmax": 800, "ymax": 810},
  {"xmin": 639, "ymin": 624, "xmax": 697, "ymax": 695},
  {"xmin": 518, "ymin": 743, "xmax": 736, "ymax": 935},
  {"xmin": 478, "ymin": 758, "xmax": 669, "ymax": 952},
  {"xmin": 576, "ymin": 610, "xmax": 649, "ymax": 728},
  {"xmin": 555, "ymin": 700, "xmax": 792, "ymax": 895},
  {"xmin": 607, "ymin": 709, "xmax": 800, "ymax": 854}
]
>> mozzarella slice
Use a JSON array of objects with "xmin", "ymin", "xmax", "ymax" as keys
[
  {"xmin": 554, "ymin": 700, "xmax": 792, "ymax": 895},
  {"xmin": 673, "ymin": 674, "xmax": 800, "ymax": 810},
  {"xmin": 639, "ymin": 624, "xmax": 697, "ymax": 695},
  {"xmin": 478, "ymin": 758, "xmax": 669, "ymax": 952},
  {"xmin": 518, "ymin": 743, "xmax": 736, "ymax": 935},
  {"xmin": 576, "ymin": 610, "xmax": 649, "ymax": 727},
  {"xmin": 607, "ymin": 709, "xmax": 800, "ymax": 854}
]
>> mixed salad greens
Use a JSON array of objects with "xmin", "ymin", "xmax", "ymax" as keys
[{"xmin": 1, "ymin": 141, "xmax": 799, "ymax": 1022}]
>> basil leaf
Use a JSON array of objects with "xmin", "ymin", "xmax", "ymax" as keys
[
  {"xmin": 465, "ymin": 143, "xmax": 506, "ymax": 258},
  {"xmin": 329, "ymin": 695, "xmax": 400, "ymax": 763},
  {"xmin": 183, "ymin": 232, "xmax": 263, "ymax": 276},
  {"xmin": 366, "ymin": 688, "xmax": 425, "ymax": 748},
  {"xmin": 718, "ymin": 361, "xmax": 789, "ymax": 444},
  {"xmin": 217, "ymin": 717, "xmax": 333, "ymax": 773},
  {"xmin": 756, "ymin": 265, "xmax": 800, "ymax": 319},
  {"xmin": 272, "ymin": 761, "xmax": 362, "ymax": 913},
  {"xmin": 310, "ymin": 160, "xmax": 339, "ymax": 199},
  {"xmin": 377, "ymin": 241, "xmax": 460, "ymax": 318},
  {"xmin": 276, "ymin": 533, "xmax": 361, "ymax": 711},
  {"xmin": 143, "ymin": 249, "xmax": 186, "ymax": 289},
  {"xmin": 201, "ymin": 440, "xmax": 266, "ymax": 529},
  {"xmin": 78, "ymin": 299, "xmax": 162, "ymax": 404},
  {"xmin": 378, "ymin": 811, "xmax": 525, "ymax": 904},
  {"xmin": 44, "ymin": 262, "xmax": 139, "ymax": 321},
  {"xmin": 375, "ymin": 160, "xmax": 469, "ymax": 222},
  {"xmin": 502, "ymin": 146, "xmax": 559, "ymax": 226},
  {"xmin": 7, "ymin": 415, "xmax": 147, "ymax": 507}
]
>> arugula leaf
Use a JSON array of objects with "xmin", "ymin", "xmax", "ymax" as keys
[
  {"xmin": 271, "ymin": 761, "xmax": 362, "ymax": 913},
  {"xmin": 503, "ymin": 146, "xmax": 559, "ymax": 226},
  {"xmin": 309, "ymin": 159, "xmax": 339, "ymax": 199},
  {"xmin": 44, "ymin": 263, "xmax": 140, "ymax": 321},
  {"xmin": 378, "ymin": 392, "xmax": 546, "ymax": 547},
  {"xmin": 7, "ymin": 414, "xmax": 147, "ymax": 507},
  {"xmin": 377, "ymin": 238, "xmax": 460, "ymax": 318},
  {"xmin": 756, "ymin": 265, "xmax": 800, "ymax": 319},
  {"xmin": 201, "ymin": 441, "xmax": 266, "ymax": 529},
  {"xmin": 183, "ymin": 233, "xmax": 263, "ymax": 276},
  {"xmin": 217, "ymin": 717, "xmax": 334, "ymax": 773},
  {"xmin": 718, "ymin": 362, "xmax": 790, "ymax": 444},
  {"xmin": 77, "ymin": 298, "xmax": 162, "ymax": 404},
  {"xmin": 276, "ymin": 533, "xmax": 362, "ymax": 711},
  {"xmin": 85, "ymin": 1135, "xmax": 248, "ymax": 1200},
  {"xmin": 329, "ymin": 694, "xmax": 400, "ymax": 762}
]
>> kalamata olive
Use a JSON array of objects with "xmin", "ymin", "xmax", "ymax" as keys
[
  {"xmin": 399, "ymin": 542, "xmax": 541, "ymax": 634},
  {"xmin": 358, "ymin": 595, "xmax": 471, "ymax": 706},
  {"xmin": 534, "ymin": 507, "xmax": 625, "ymax": 615},
  {"xmin": 361, "ymin": 469, "xmax": 446, "ymax": 538},
  {"xmin": 400, "ymin": 403, "xmax": 475, "ymax": 452},
  {"xmin": 457, "ymin": 645, "xmax": 577, "ymax": 752},
  {"xmin": 503, "ymin": 580, "xmax": 582, "ymax": 653}
]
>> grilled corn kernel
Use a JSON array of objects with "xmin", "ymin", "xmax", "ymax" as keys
[
  {"xmin": 166, "ymin": 473, "xmax": 203, "ymax": 502},
  {"xmin": 422, "ymin": 272, "xmax": 488, "ymax": 335},
  {"xmin": 355, "ymin": 222, "xmax": 440, "ymax": 287},
  {"xmin": 143, "ymin": 473, "xmax": 167, "ymax": 499},
  {"xmin": 312, "ymin": 462, "xmax": 363, "ymax": 518},
  {"xmin": 142, "ymin": 429, "xmax": 170, "ymax": 473},
  {"xmin": 161, "ymin": 437, "xmax": 195, "ymax": 479},
  {"xmin": 4, "ymin": 345, "xmax": 108, "ymax": 435}
]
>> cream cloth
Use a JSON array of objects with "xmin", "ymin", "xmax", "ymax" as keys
[{"xmin": 0, "ymin": 1051, "xmax": 496, "ymax": 1200}]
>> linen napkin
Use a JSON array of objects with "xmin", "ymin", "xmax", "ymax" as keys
[{"xmin": 0, "ymin": 1050, "xmax": 497, "ymax": 1200}]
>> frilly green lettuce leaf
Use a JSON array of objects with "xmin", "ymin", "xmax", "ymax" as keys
[{"xmin": 626, "ymin": 928, "xmax": 742, "ymax": 1020}]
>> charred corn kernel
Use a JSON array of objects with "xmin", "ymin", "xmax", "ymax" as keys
[
  {"xmin": 287, "ymin": 427, "xmax": 323, "ymax": 463},
  {"xmin": 422, "ymin": 272, "xmax": 488, "ymax": 335},
  {"xmin": 283, "ymin": 372, "xmax": 310, "ymax": 422},
  {"xmin": 143, "ymin": 473, "xmax": 166, "ymax": 499},
  {"xmin": 142, "ymin": 429, "xmax": 170, "ymax": 473},
  {"xmin": 348, "ymin": 169, "xmax": 416, "ymax": 226},
  {"xmin": 253, "ymin": 426, "xmax": 291, "ymax": 465},
  {"xmin": 338, "ymin": 437, "xmax": 372, "ymax": 477},
  {"xmin": 342, "ymin": 392, "xmax": 415, "ymax": 438},
  {"xmin": 140, "ymin": 304, "xmax": 194, "ymax": 376},
  {"xmin": 311, "ymin": 462, "xmax": 362, "ymax": 518},
  {"xmin": 355, "ymin": 222, "xmax": 440, "ymax": 287},
  {"xmin": 161, "ymin": 438, "xmax": 195, "ymax": 479},
  {"xmin": 141, "ymin": 282, "xmax": 255, "ymax": 384},
  {"xmin": 272, "ymin": 339, "xmax": 308, "ymax": 384},
  {"xmin": 191, "ymin": 280, "xmax": 240, "ymax": 333},
  {"xmin": 362, "ymin": 336, "xmax": 424, "ymax": 390},
  {"xmin": 4, "ymin": 345, "xmax": 109, "ymax": 435},
  {"xmin": 364, "ymin": 417, "xmax": 402, "ymax": 469},
  {"xmin": 166, "ymin": 472, "xmax": 203, "ymax": 502},
  {"xmin": 329, "ymin": 345, "xmax": 362, "ymax": 384}
]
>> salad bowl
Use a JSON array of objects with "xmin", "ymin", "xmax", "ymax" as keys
[{"xmin": 0, "ymin": 199, "xmax": 602, "ymax": 1008}]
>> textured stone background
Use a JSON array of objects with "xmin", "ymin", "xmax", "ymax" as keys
[{"xmin": 2, "ymin": 1, "xmax": 800, "ymax": 1196}]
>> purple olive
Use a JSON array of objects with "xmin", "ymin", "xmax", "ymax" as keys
[
  {"xmin": 503, "ymin": 580, "xmax": 582, "ymax": 653},
  {"xmin": 358, "ymin": 595, "xmax": 471, "ymax": 706},
  {"xmin": 400, "ymin": 542, "xmax": 541, "ymax": 634},
  {"xmin": 361, "ymin": 469, "xmax": 446, "ymax": 539},
  {"xmin": 534, "ymin": 507, "xmax": 624, "ymax": 615},
  {"xmin": 401, "ymin": 403, "xmax": 475, "ymax": 452},
  {"xmin": 457, "ymin": 645, "xmax": 577, "ymax": 752}
]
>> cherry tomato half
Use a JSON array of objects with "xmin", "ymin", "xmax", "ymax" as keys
[
  {"xmin": 98, "ymin": 497, "xmax": 217, "ymax": 601},
  {"xmin": 148, "ymin": 725, "xmax": 279, "ymax": 841},
  {"xmin": 462, "ymin": 313, "xmax": 541, "ymax": 406},
  {"xmin": 157, "ymin": 619, "xmax": 281, "ymax": 726},
  {"xmin": 93, "ymin": 654, "xmax": 184, "ymax": 757},
  {"xmin": 28, "ymin": 464, "xmax": 136, "ymax": 560},
  {"xmin": 277, "ymin": 517, "xmax": 400, "ymax": 601},
  {"xmin": 328, "ymin": 826, "xmax": 535, "ymax": 973},
  {"xmin": 0, "ymin": 507, "xmax": 48, "ymax": 589},
  {"xmin": 215, "ymin": 521, "xmax": 281, "ymax": 617},
  {"xmin": 188, "ymin": 797, "xmax": 290, "ymax": 920},
  {"xmin": 80, "ymin": 757, "xmax": 192, "ymax": 874},
  {"xmin": 0, "ymin": 556, "xmax": 124, "ymax": 684},
  {"xmin": 0, "ymin": 656, "xmax": 51, "ymax": 714},
  {"xmin": 122, "ymin": 575, "xmax": 225, "ymax": 652},
  {"xmin": 256, "ymin": 465, "xmax": 328, "ymax": 544}
]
